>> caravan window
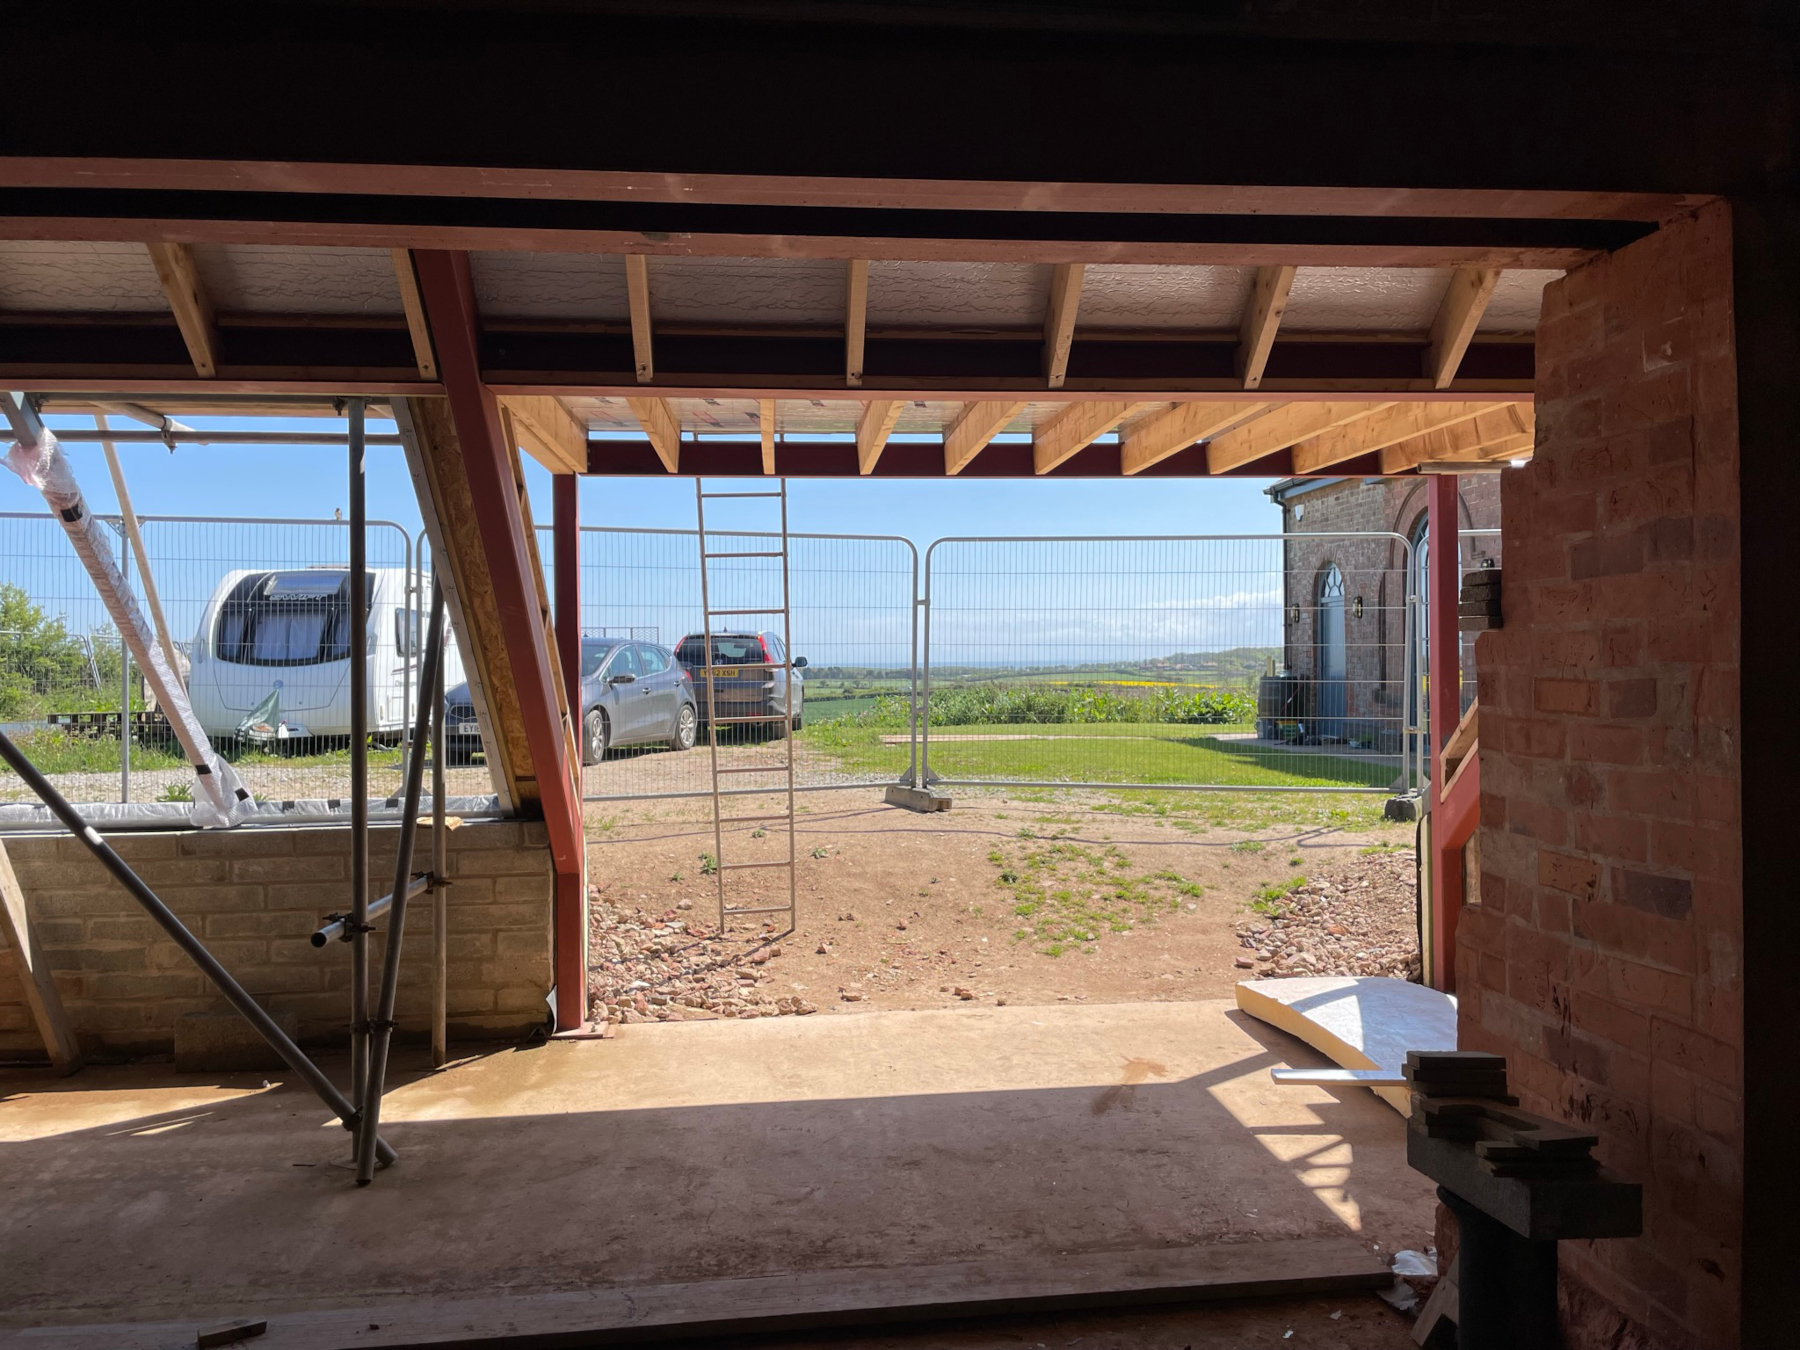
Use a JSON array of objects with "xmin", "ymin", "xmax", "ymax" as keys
[{"xmin": 215, "ymin": 570, "xmax": 375, "ymax": 667}]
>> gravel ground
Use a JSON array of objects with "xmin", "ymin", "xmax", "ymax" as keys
[
  {"xmin": 584, "ymin": 797, "xmax": 1419, "ymax": 1024},
  {"xmin": 1232, "ymin": 848, "xmax": 1423, "ymax": 981}
]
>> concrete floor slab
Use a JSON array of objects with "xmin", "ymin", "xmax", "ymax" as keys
[{"xmin": 0, "ymin": 1000, "xmax": 1435, "ymax": 1336}]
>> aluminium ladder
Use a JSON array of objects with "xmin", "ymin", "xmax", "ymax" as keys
[{"xmin": 694, "ymin": 478, "xmax": 798, "ymax": 935}]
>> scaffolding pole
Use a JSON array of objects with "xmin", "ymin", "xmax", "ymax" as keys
[
  {"xmin": 96, "ymin": 412, "xmax": 186, "ymax": 686},
  {"xmin": 355, "ymin": 578, "xmax": 446, "ymax": 1184},
  {"xmin": 0, "ymin": 728, "xmax": 395, "ymax": 1166}
]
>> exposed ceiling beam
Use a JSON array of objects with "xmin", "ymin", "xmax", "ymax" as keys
[
  {"xmin": 1235, "ymin": 265, "xmax": 1296, "ymax": 391},
  {"xmin": 845, "ymin": 259, "xmax": 869, "ymax": 388},
  {"xmin": 1426, "ymin": 266, "xmax": 1503, "ymax": 388},
  {"xmin": 1380, "ymin": 403, "xmax": 1535, "ymax": 472},
  {"xmin": 1289, "ymin": 400, "xmax": 1514, "ymax": 474},
  {"xmin": 1033, "ymin": 399, "xmax": 1144, "ymax": 474},
  {"xmin": 390, "ymin": 249, "xmax": 438, "ymax": 380},
  {"xmin": 625, "ymin": 254, "xmax": 654, "ymax": 383},
  {"xmin": 1043, "ymin": 263, "xmax": 1084, "ymax": 390},
  {"xmin": 1122, "ymin": 401, "xmax": 1269, "ymax": 476},
  {"xmin": 944, "ymin": 400, "xmax": 1026, "ymax": 475},
  {"xmin": 625, "ymin": 396, "xmax": 680, "ymax": 471},
  {"xmin": 856, "ymin": 399, "xmax": 905, "ymax": 475},
  {"xmin": 759, "ymin": 398, "xmax": 776, "ymax": 474},
  {"xmin": 500, "ymin": 394, "xmax": 588, "ymax": 475},
  {"xmin": 143, "ymin": 243, "xmax": 217, "ymax": 377},
  {"xmin": 1205, "ymin": 401, "xmax": 1391, "ymax": 473}
]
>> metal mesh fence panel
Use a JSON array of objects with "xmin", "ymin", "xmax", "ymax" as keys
[
  {"xmin": 920, "ymin": 534, "xmax": 1417, "ymax": 794},
  {"xmin": 562, "ymin": 526, "xmax": 920, "ymax": 801},
  {"xmin": 2, "ymin": 512, "xmax": 414, "ymax": 808}
]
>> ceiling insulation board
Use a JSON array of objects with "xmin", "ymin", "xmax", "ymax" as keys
[
  {"xmin": 866, "ymin": 260, "xmax": 1049, "ymax": 327},
  {"xmin": 0, "ymin": 240, "xmax": 167, "ymax": 312},
  {"xmin": 1281, "ymin": 266, "xmax": 1452, "ymax": 331},
  {"xmin": 471, "ymin": 250, "xmax": 630, "ymax": 320},
  {"xmin": 1479, "ymin": 268, "xmax": 1564, "ymax": 333},
  {"xmin": 193, "ymin": 244, "xmax": 403, "ymax": 316},
  {"xmin": 1078, "ymin": 264, "xmax": 1255, "ymax": 330}
]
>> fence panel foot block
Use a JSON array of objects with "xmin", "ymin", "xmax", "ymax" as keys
[{"xmin": 5, "ymin": 1238, "xmax": 1390, "ymax": 1350}]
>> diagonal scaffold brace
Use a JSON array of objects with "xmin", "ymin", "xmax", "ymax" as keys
[
  {"xmin": 0, "ymin": 728, "xmax": 397, "ymax": 1167},
  {"xmin": 352, "ymin": 575, "xmax": 447, "ymax": 1184}
]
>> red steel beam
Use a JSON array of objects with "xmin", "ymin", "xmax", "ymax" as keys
[
  {"xmin": 553, "ymin": 474, "xmax": 582, "ymax": 727},
  {"xmin": 1427, "ymin": 472, "xmax": 1470, "ymax": 994},
  {"xmin": 413, "ymin": 249, "xmax": 586, "ymax": 1031}
]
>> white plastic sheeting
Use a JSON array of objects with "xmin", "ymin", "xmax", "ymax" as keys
[{"xmin": 3, "ymin": 422, "xmax": 255, "ymax": 828}]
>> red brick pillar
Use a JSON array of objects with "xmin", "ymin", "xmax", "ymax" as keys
[{"xmin": 1460, "ymin": 203, "xmax": 1742, "ymax": 1349}]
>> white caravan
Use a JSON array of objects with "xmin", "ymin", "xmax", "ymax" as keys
[{"xmin": 188, "ymin": 567, "xmax": 461, "ymax": 744}]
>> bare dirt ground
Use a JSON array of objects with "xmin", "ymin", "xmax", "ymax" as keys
[{"xmin": 585, "ymin": 790, "xmax": 1420, "ymax": 1023}]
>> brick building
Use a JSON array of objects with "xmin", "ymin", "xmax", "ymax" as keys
[{"xmin": 1267, "ymin": 474, "xmax": 1501, "ymax": 750}]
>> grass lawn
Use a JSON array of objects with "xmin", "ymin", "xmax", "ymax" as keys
[{"xmin": 803, "ymin": 719, "xmax": 1396, "ymax": 790}]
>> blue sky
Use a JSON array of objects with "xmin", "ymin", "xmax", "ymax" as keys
[
  {"xmin": 7, "ymin": 413, "xmax": 1289, "ymax": 669},
  {"xmin": 12, "ymin": 413, "xmax": 1283, "ymax": 545}
]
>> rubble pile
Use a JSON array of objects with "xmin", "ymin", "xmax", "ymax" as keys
[
  {"xmin": 587, "ymin": 887, "xmax": 816, "ymax": 1023},
  {"xmin": 1235, "ymin": 849, "xmax": 1423, "ymax": 981}
]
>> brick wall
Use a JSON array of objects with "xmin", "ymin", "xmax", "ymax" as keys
[
  {"xmin": 1276, "ymin": 476, "xmax": 1500, "ymax": 742},
  {"xmin": 0, "ymin": 819, "xmax": 554, "ymax": 1058},
  {"xmin": 1461, "ymin": 202, "xmax": 1741, "ymax": 1349}
]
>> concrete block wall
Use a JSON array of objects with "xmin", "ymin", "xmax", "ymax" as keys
[
  {"xmin": 0, "ymin": 819, "xmax": 553, "ymax": 1058},
  {"xmin": 1461, "ymin": 202, "xmax": 1741, "ymax": 1349}
]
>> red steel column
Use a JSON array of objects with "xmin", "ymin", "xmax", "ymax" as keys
[
  {"xmin": 1427, "ymin": 471, "xmax": 1463, "ymax": 993},
  {"xmin": 553, "ymin": 474, "xmax": 581, "ymax": 720},
  {"xmin": 413, "ymin": 249, "xmax": 587, "ymax": 1030}
]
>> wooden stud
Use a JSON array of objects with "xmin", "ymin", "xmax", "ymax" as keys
[
  {"xmin": 390, "ymin": 249, "xmax": 438, "ymax": 380},
  {"xmin": 1380, "ymin": 404, "xmax": 1534, "ymax": 472},
  {"xmin": 1426, "ymin": 267, "xmax": 1502, "ymax": 389},
  {"xmin": 0, "ymin": 837, "xmax": 82, "ymax": 1075},
  {"xmin": 1236, "ymin": 265, "xmax": 1297, "ymax": 390},
  {"xmin": 856, "ymin": 399, "xmax": 904, "ymax": 475},
  {"xmin": 1289, "ymin": 401, "xmax": 1511, "ymax": 474},
  {"xmin": 1043, "ymin": 263, "xmax": 1085, "ymax": 389},
  {"xmin": 500, "ymin": 395, "xmax": 589, "ymax": 475},
  {"xmin": 759, "ymin": 399, "xmax": 777, "ymax": 474},
  {"xmin": 625, "ymin": 254, "xmax": 654, "ymax": 383},
  {"xmin": 845, "ymin": 259, "xmax": 869, "ymax": 388},
  {"xmin": 144, "ymin": 242, "xmax": 217, "ymax": 377},
  {"xmin": 1120, "ymin": 401, "xmax": 1267, "ymax": 476},
  {"xmin": 626, "ymin": 396, "xmax": 681, "ymax": 471},
  {"xmin": 1205, "ymin": 401, "xmax": 1390, "ymax": 473},
  {"xmin": 944, "ymin": 400, "xmax": 1026, "ymax": 475},
  {"xmin": 1033, "ymin": 400, "xmax": 1143, "ymax": 474}
]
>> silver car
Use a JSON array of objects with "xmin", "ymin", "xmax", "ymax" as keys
[{"xmin": 441, "ymin": 638, "xmax": 697, "ymax": 767}]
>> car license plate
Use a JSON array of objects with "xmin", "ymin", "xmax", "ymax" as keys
[
  {"xmin": 458, "ymin": 720, "xmax": 480, "ymax": 734},
  {"xmin": 707, "ymin": 667, "xmax": 739, "ymax": 679}
]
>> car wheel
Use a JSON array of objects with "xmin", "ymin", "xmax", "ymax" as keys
[
  {"xmin": 669, "ymin": 703, "xmax": 697, "ymax": 751},
  {"xmin": 582, "ymin": 708, "xmax": 608, "ymax": 766}
]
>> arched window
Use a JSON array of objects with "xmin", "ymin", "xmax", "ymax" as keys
[
  {"xmin": 1317, "ymin": 564, "xmax": 1347, "ymax": 737},
  {"xmin": 1410, "ymin": 517, "xmax": 1429, "ymax": 726}
]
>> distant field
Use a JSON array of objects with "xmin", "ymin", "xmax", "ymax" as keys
[{"xmin": 801, "ymin": 720, "xmax": 1395, "ymax": 789}]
